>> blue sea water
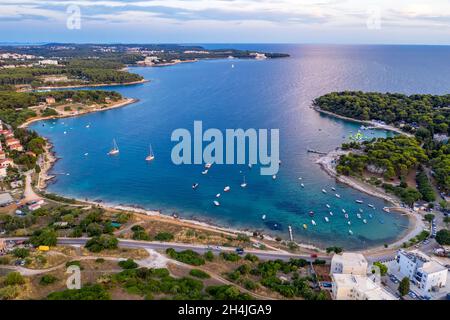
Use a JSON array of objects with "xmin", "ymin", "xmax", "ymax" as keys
[{"xmin": 30, "ymin": 44, "xmax": 450, "ymax": 249}]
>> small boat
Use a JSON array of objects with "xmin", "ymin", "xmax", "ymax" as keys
[
  {"xmin": 213, "ymin": 201, "xmax": 220, "ymax": 207},
  {"xmin": 262, "ymin": 214, "xmax": 266, "ymax": 220},
  {"xmin": 202, "ymin": 170, "xmax": 208, "ymax": 175},
  {"xmin": 331, "ymin": 187, "xmax": 336, "ymax": 191},
  {"xmin": 329, "ymin": 211, "xmax": 334, "ymax": 216},
  {"xmin": 216, "ymin": 193, "xmax": 221, "ymax": 198},
  {"xmin": 192, "ymin": 183, "xmax": 199, "ymax": 190},
  {"xmin": 344, "ymin": 214, "xmax": 349, "ymax": 219},
  {"xmin": 311, "ymin": 220, "xmax": 317, "ymax": 226},
  {"xmin": 298, "ymin": 177, "xmax": 303, "ymax": 180},
  {"xmin": 363, "ymin": 219, "xmax": 367, "ymax": 224},
  {"xmin": 240, "ymin": 176, "xmax": 247, "ymax": 188},
  {"xmin": 84, "ymin": 152, "xmax": 89, "ymax": 156},
  {"xmin": 348, "ymin": 229, "xmax": 354, "ymax": 235},
  {"xmin": 335, "ymin": 194, "xmax": 341, "ymax": 198},
  {"xmin": 326, "ymin": 204, "xmax": 331, "ymax": 209},
  {"xmin": 322, "ymin": 189, "xmax": 327, "ymax": 194},
  {"xmin": 303, "ymin": 224, "xmax": 308, "ymax": 230},
  {"xmin": 145, "ymin": 144, "xmax": 155, "ymax": 161},
  {"xmin": 300, "ymin": 183, "xmax": 305, "ymax": 188},
  {"xmin": 369, "ymin": 214, "xmax": 373, "ymax": 219},
  {"xmin": 85, "ymin": 124, "xmax": 90, "ymax": 128},
  {"xmin": 356, "ymin": 200, "xmax": 363, "ymax": 204},
  {"xmin": 108, "ymin": 139, "xmax": 119, "ymax": 156},
  {"xmin": 342, "ymin": 209, "xmax": 346, "ymax": 213},
  {"xmin": 368, "ymin": 204, "xmax": 375, "ymax": 209},
  {"xmin": 359, "ymin": 208, "xmax": 363, "ymax": 213},
  {"xmin": 205, "ymin": 163, "xmax": 212, "ymax": 169},
  {"xmin": 324, "ymin": 217, "xmax": 329, "ymax": 223},
  {"xmin": 348, "ymin": 221, "xmax": 351, "ymax": 226},
  {"xmin": 272, "ymin": 175, "xmax": 277, "ymax": 180},
  {"xmin": 309, "ymin": 211, "xmax": 314, "ymax": 217},
  {"xmin": 224, "ymin": 186, "xmax": 231, "ymax": 192},
  {"xmin": 63, "ymin": 131, "xmax": 67, "ymax": 135},
  {"xmin": 357, "ymin": 213, "xmax": 362, "ymax": 219}
]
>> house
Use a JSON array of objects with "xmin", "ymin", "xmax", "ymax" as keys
[
  {"xmin": 0, "ymin": 151, "xmax": 5, "ymax": 160},
  {"xmin": 5, "ymin": 131, "xmax": 14, "ymax": 139},
  {"xmin": 330, "ymin": 253, "xmax": 368, "ymax": 276},
  {"xmin": 330, "ymin": 252, "xmax": 397, "ymax": 300},
  {"xmin": 395, "ymin": 249, "xmax": 448, "ymax": 296},
  {"xmin": 0, "ymin": 192, "xmax": 14, "ymax": 207},
  {"xmin": 0, "ymin": 158, "xmax": 14, "ymax": 168},
  {"xmin": 28, "ymin": 203, "xmax": 42, "ymax": 211},
  {"xmin": 0, "ymin": 166, "xmax": 6, "ymax": 178},
  {"xmin": 45, "ymin": 96, "xmax": 56, "ymax": 104},
  {"xmin": 39, "ymin": 59, "xmax": 58, "ymax": 65},
  {"xmin": 0, "ymin": 239, "xmax": 6, "ymax": 253},
  {"xmin": 6, "ymin": 138, "xmax": 20, "ymax": 147},
  {"xmin": 9, "ymin": 143, "xmax": 23, "ymax": 152},
  {"xmin": 331, "ymin": 274, "xmax": 397, "ymax": 300}
]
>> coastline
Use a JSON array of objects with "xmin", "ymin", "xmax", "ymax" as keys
[
  {"xmin": 19, "ymin": 97, "xmax": 138, "ymax": 129},
  {"xmin": 313, "ymin": 106, "xmax": 413, "ymax": 137},
  {"xmin": 35, "ymin": 79, "xmax": 149, "ymax": 90}
]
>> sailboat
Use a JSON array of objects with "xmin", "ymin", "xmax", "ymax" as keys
[
  {"xmin": 213, "ymin": 200, "xmax": 220, "ymax": 207},
  {"xmin": 108, "ymin": 139, "xmax": 119, "ymax": 156},
  {"xmin": 145, "ymin": 144, "xmax": 155, "ymax": 161},
  {"xmin": 311, "ymin": 220, "xmax": 317, "ymax": 226},
  {"xmin": 240, "ymin": 176, "xmax": 247, "ymax": 188},
  {"xmin": 324, "ymin": 217, "xmax": 329, "ymax": 223}
]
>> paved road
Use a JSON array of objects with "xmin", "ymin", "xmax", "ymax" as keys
[{"xmin": 3, "ymin": 237, "xmax": 331, "ymax": 263}]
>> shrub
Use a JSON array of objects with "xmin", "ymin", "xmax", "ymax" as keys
[
  {"xmin": 30, "ymin": 228, "xmax": 57, "ymax": 246},
  {"xmin": 4, "ymin": 272, "xmax": 25, "ymax": 286},
  {"xmin": 47, "ymin": 284, "xmax": 111, "ymax": 300},
  {"xmin": 166, "ymin": 248, "xmax": 205, "ymax": 266},
  {"xmin": 12, "ymin": 248, "xmax": 30, "ymax": 259},
  {"xmin": 154, "ymin": 232, "xmax": 174, "ymax": 242},
  {"xmin": 118, "ymin": 259, "xmax": 138, "ymax": 270},
  {"xmin": 85, "ymin": 235, "xmax": 118, "ymax": 252},
  {"xmin": 220, "ymin": 252, "xmax": 241, "ymax": 262},
  {"xmin": 244, "ymin": 254, "xmax": 259, "ymax": 263},
  {"xmin": 189, "ymin": 269, "xmax": 210, "ymax": 279},
  {"xmin": 40, "ymin": 275, "xmax": 58, "ymax": 285},
  {"xmin": 204, "ymin": 250, "xmax": 214, "ymax": 261}
]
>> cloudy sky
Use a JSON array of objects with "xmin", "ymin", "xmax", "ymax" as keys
[{"xmin": 1, "ymin": 0, "xmax": 450, "ymax": 44}]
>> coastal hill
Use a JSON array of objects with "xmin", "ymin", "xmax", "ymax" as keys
[{"xmin": 313, "ymin": 91, "xmax": 450, "ymax": 202}]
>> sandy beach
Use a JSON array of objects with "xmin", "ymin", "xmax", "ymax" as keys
[{"xmin": 315, "ymin": 149, "xmax": 426, "ymax": 254}]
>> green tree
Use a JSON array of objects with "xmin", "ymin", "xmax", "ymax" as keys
[
  {"xmin": 435, "ymin": 229, "xmax": 450, "ymax": 245},
  {"xmin": 30, "ymin": 228, "xmax": 57, "ymax": 246},
  {"xmin": 398, "ymin": 277, "xmax": 410, "ymax": 296},
  {"xmin": 372, "ymin": 262, "xmax": 388, "ymax": 276}
]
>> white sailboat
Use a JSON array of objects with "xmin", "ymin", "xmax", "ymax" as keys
[
  {"xmin": 145, "ymin": 144, "xmax": 155, "ymax": 161},
  {"xmin": 262, "ymin": 214, "xmax": 266, "ymax": 220},
  {"xmin": 216, "ymin": 193, "xmax": 221, "ymax": 198},
  {"xmin": 322, "ymin": 189, "xmax": 327, "ymax": 194},
  {"xmin": 240, "ymin": 176, "xmax": 247, "ymax": 188},
  {"xmin": 213, "ymin": 200, "xmax": 220, "ymax": 207},
  {"xmin": 348, "ymin": 229, "xmax": 353, "ymax": 235},
  {"xmin": 300, "ymin": 183, "xmax": 305, "ymax": 188},
  {"xmin": 108, "ymin": 139, "xmax": 119, "ymax": 156},
  {"xmin": 329, "ymin": 211, "xmax": 334, "ymax": 216},
  {"xmin": 326, "ymin": 204, "xmax": 331, "ymax": 209},
  {"xmin": 311, "ymin": 220, "xmax": 317, "ymax": 226},
  {"xmin": 224, "ymin": 186, "xmax": 231, "ymax": 192},
  {"xmin": 324, "ymin": 217, "xmax": 329, "ymax": 223}
]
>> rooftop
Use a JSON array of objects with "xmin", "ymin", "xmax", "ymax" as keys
[{"xmin": 333, "ymin": 274, "xmax": 396, "ymax": 300}]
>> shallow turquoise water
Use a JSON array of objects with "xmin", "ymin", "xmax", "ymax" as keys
[{"xmin": 30, "ymin": 44, "xmax": 450, "ymax": 249}]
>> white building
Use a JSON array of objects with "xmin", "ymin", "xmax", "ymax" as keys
[
  {"xmin": 332, "ymin": 274, "xmax": 397, "ymax": 300},
  {"xmin": 396, "ymin": 250, "xmax": 447, "ymax": 295},
  {"xmin": 330, "ymin": 252, "xmax": 397, "ymax": 300},
  {"xmin": 331, "ymin": 252, "xmax": 368, "ymax": 275},
  {"xmin": 39, "ymin": 59, "xmax": 58, "ymax": 65}
]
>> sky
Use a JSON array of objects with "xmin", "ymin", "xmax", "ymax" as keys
[{"xmin": 1, "ymin": 0, "xmax": 450, "ymax": 44}]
